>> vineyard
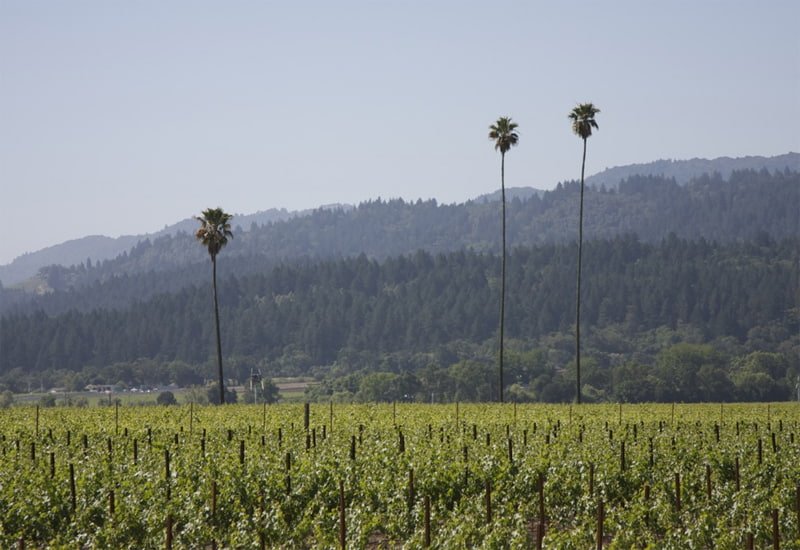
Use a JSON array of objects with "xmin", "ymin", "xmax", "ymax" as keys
[{"xmin": 1, "ymin": 403, "xmax": 799, "ymax": 548}]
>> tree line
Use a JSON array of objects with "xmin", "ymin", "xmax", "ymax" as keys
[
  {"xmin": 1, "ymin": 236, "xmax": 797, "ymax": 402},
  {"xmin": 2, "ymin": 167, "xmax": 796, "ymax": 318}
]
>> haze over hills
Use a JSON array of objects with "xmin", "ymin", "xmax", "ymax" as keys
[
  {"xmin": 585, "ymin": 152, "xmax": 800, "ymax": 188},
  {"xmin": 0, "ymin": 153, "xmax": 796, "ymax": 288},
  {"xmin": 0, "ymin": 206, "xmax": 345, "ymax": 287}
]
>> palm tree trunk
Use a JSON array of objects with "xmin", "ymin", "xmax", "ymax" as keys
[
  {"xmin": 575, "ymin": 138, "xmax": 587, "ymax": 405},
  {"xmin": 499, "ymin": 152, "xmax": 506, "ymax": 403},
  {"xmin": 212, "ymin": 255, "xmax": 225, "ymax": 404}
]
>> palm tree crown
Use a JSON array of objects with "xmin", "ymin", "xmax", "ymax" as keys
[
  {"xmin": 569, "ymin": 103, "xmax": 600, "ymax": 140},
  {"xmin": 195, "ymin": 207, "xmax": 234, "ymax": 258},
  {"xmin": 488, "ymin": 117, "xmax": 519, "ymax": 154}
]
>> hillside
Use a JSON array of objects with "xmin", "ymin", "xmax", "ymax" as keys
[
  {"xmin": 1, "ymin": 237, "xmax": 797, "ymax": 403},
  {"xmin": 0, "ymin": 207, "xmax": 300, "ymax": 286},
  {"xmin": 2, "ymin": 153, "xmax": 795, "ymax": 288},
  {"xmin": 2, "ymin": 167, "xmax": 796, "ymax": 317},
  {"xmin": 585, "ymin": 152, "xmax": 799, "ymax": 188}
]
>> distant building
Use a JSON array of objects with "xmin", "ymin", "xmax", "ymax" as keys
[{"xmin": 85, "ymin": 384, "xmax": 115, "ymax": 393}]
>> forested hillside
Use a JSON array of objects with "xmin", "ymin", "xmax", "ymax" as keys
[
  {"xmin": 2, "ymin": 236, "xmax": 797, "ymax": 403},
  {"xmin": 3, "ymin": 168, "xmax": 797, "ymax": 317},
  {"xmin": 585, "ymin": 152, "xmax": 799, "ymax": 187}
]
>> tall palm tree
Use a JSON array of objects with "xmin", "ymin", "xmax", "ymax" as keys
[
  {"xmin": 488, "ymin": 116, "xmax": 519, "ymax": 403},
  {"xmin": 568, "ymin": 103, "xmax": 600, "ymax": 405},
  {"xmin": 195, "ymin": 207, "xmax": 234, "ymax": 404}
]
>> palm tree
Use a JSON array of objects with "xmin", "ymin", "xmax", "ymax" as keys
[
  {"xmin": 568, "ymin": 103, "xmax": 600, "ymax": 405},
  {"xmin": 488, "ymin": 116, "xmax": 519, "ymax": 403},
  {"xmin": 195, "ymin": 207, "xmax": 234, "ymax": 404}
]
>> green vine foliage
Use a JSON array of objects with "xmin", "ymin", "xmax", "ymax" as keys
[{"xmin": 0, "ymin": 403, "xmax": 798, "ymax": 548}]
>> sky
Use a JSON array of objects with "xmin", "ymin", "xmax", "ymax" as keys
[{"xmin": 1, "ymin": 1, "xmax": 798, "ymax": 265}]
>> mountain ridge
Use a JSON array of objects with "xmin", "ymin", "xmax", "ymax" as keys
[
  {"xmin": 585, "ymin": 152, "xmax": 799, "ymax": 188},
  {"xmin": 1, "ymin": 153, "xmax": 796, "ymax": 287}
]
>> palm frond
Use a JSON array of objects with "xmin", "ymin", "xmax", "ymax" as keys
[
  {"xmin": 196, "ymin": 207, "xmax": 234, "ymax": 258},
  {"xmin": 568, "ymin": 103, "xmax": 600, "ymax": 139},
  {"xmin": 488, "ymin": 116, "xmax": 520, "ymax": 154}
]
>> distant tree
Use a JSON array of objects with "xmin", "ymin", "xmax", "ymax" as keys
[
  {"xmin": 195, "ymin": 207, "xmax": 234, "ymax": 404},
  {"xmin": 206, "ymin": 383, "xmax": 237, "ymax": 405},
  {"xmin": 488, "ymin": 116, "xmax": 519, "ymax": 403},
  {"xmin": 39, "ymin": 394, "xmax": 56, "ymax": 408},
  {"xmin": 0, "ymin": 390, "xmax": 12, "ymax": 408},
  {"xmin": 568, "ymin": 103, "xmax": 600, "ymax": 404},
  {"xmin": 156, "ymin": 391, "xmax": 178, "ymax": 406}
]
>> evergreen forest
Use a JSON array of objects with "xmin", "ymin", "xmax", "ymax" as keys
[{"xmin": 0, "ymin": 168, "xmax": 798, "ymax": 403}]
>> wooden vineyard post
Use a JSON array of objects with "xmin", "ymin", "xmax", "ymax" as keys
[
  {"xmin": 408, "ymin": 469, "xmax": 415, "ymax": 510},
  {"xmin": 675, "ymin": 472, "xmax": 681, "ymax": 513},
  {"xmin": 262, "ymin": 401, "xmax": 267, "ymax": 433},
  {"xmin": 304, "ymin": 403, "xmax": 310, "ymax": 432},
  {"xmin": 537, "ymin": 472, "xmax": 545, "ymax": 549},
  {"xmin": 507, "ymin": 438, "xmax": 513, "ymax": 464},
  {"xmin": 424, "ymin": 495, "xmax": 431, "ymax": 547},
  {"xmin": 115, "ymin": 401, "xmax": 119, "ymax": 435},
  {"xmin": 258, "ymin": 490, "xmax": 267, "ymax": 550},
  {"xmin": 758, "ymin": 438, "xmax": 763, "ymax": 465},
  {"xmin": 620, "ymin": 441, "xmax": 626, "ymax": 472},
  {"xmin": 485, "ymin": 480, "xmax": 492, "ymax": 526},
  {"xmin": 773, "ymin": 508, "xmax": 780, "ymax": 550},
  {"xmin": 644, "ymin": 485, "xmax": 651, "ymax": 526},
  {"xmin": 330, "ymin": 401, "xmax": 334, "ymax": 434},
  {"xmin": 706, "ymin": 464, "xmax": 712, "ymax": 499},
  {"xmin": 746, "ymin": 532, "xmax": 754, "ymax": 550},
  {"xmin": 109, "ymin": 489, "xmax": 115, "ymax": 519},
  {"xmin": 735, "ymin": 457, "xmax": 741, "ymax": 492},
  {"xmin": 618, "ymin": 402, "xmax": 622, "ymax": 425},
  {"xmin": 796, "ymin": 485, "xmax": 800, "ymax": 540},
  {"xmin": 133, "ymin": 438, "xmax": 138, "ymax": 464},
  {"xmin": 35, "ymin": 405, "xmax": 39, "ymax": 438},
  {"xmin": 239, "ymin": 440, "xmax": 245, "ymax": 466},
  {"xmin": 69, "ymin": 463, "xmax": 76, "ymax": 513},
  {"xmin": 350, "ymin": 436, "xmax": 356, "ymax": 461},
  {"xmin": 596, "ymin": 499, "xmax": 604, "ymax": 550},
  {"xmin": 338, "ymin": 480, "xmax": 346, "ymax": 549},
  {"xmin": 399, "ymin": 430, "xmax": 405, "ymax": 454},
  {"xmin": 50, "ymin": 452, "xmax": 55, "ymax": 478},
  {"xmin": 588, "ymin": 462, "xmax": 594, "ymax": 497},
  {"xmin": 164, "ymin": 449, "xmax": 171, "ymax": 501},
  {"xmin": 671, "ymin": 402, "xmax": 675, "ymax": 426},
  {"xmin": 165, "ymin": 513, "xmax": 173, "ymax": 549}
]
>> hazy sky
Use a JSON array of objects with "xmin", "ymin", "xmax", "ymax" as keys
[{"xmin": 2, "ymin": 1, "xmax": 798, "ymax": 265}]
